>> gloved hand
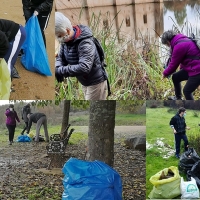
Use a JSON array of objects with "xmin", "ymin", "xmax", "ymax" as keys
[
  {"xmin": 33, "ymin": 10, "xmax": 39, "ymax": 16},
  {"xmin": 55, "ymin": 67, "xmax": 64, "ymax": 83}
]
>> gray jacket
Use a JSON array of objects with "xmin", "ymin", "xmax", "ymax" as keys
[{"xmin": 55, "ymin": 25, "xmax": 107, "ymax": 86}]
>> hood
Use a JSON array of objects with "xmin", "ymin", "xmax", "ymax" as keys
[{"xmin": 74, "ymin": 25, "xmax": 93, "ymax": 42}]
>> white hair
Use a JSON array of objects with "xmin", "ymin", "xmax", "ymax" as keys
[{"xmin": 55, "ymin": 12, "xmax": 73, "ymax": 34}]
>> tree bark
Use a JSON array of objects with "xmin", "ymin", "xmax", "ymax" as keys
[
  {"xmin": 87, "ymin": 100, "xmax": 116, "ymax": 167},
  {"xmin": 61, "ymin": 100, "xmax": 70, "ymax": 133}
]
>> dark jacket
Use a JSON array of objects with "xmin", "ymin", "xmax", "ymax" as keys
[
  {"xmin": 27, "ymin": 112, "xmax": 46, "ymax": 133},
  {"xmin": 22, "ymin": 0, "xmax": 53, "ymax": 14},
  {"xmin": 22, "ymin": 105, "xmax": 31, "ymax": 123},
  {"xmin": 163, "ymin": 34, "xmax": 200, "ymax": 77},
  {"xmin": 55, "ymin": 25, "xmax": 107, "ymax": 86},
  {"xmin": 5, "ymin": 109, "xmax": 20, "ymax": 126},
  {"xmin": 170, "ymin": 113, "xmax": 186, "ymax": 134},
  {"xmin": 0, "ymin": 19, "xmax": 20, "ymax": 58}
]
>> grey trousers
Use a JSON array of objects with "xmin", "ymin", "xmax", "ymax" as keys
[{"xmin": 35, "ymin": 116, "xmax": 49, "ymax": 142}]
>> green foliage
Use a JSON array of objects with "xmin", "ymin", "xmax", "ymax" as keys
[{"xmin": 146, "ymin": 107, "xmax": 200, "ymax": 198}]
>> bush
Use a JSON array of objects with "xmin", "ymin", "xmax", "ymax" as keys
[{"xmin": 188, "ymin": 132, "xmax": 200, "ymax": 155}]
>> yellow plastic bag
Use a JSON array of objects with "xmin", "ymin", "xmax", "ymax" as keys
[
  {"xmin": 148, "ymin": 166, "xmax": 181, "ymax": 199},
  {"xmin": 0, "ymin": 59, "xmax": 11, "ymax": 99}
]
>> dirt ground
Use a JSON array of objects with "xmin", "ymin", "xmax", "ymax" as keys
[
  {"xmin": 0, "ymin": 126, "xmax": 146, "ymax": 200},
  {"xmin": 0, "ymin": 1, "xmax": 55, "ymax": 100}
]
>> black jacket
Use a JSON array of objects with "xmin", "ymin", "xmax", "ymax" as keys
[
  {"xmin": 0, "ymin": 19, "xmax": 20, "ymax": 58},
  {"xmin": 27, "ymin": 113, "xmax": 46, "ymax": 133},
  {"xmin": 56, "ymin": 25, "xmax": 107, "ymax": 86},
  {"xmin": 170, "ymin": 113, "xmax": 186, "ymax": 134},
  {"xmin": 22, "ymin": 0, "xmax": 53, "ymax": 14},
  {"xmin": 22, "ymin": 105, "xmax": 31, "ymax": 123}
]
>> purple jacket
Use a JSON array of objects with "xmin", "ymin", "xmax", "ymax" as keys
[
  {"xmin": 163, "ymin": 34, "xmax": 200, "ymax": 77},
  {"xmin": 5, "ymin": 109, "xmax": 20, "ymax": 125}
]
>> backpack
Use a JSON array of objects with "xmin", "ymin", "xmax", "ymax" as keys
[{"xmin": 77, "ymin": 36, "xmax": 111, "ymax": 96}]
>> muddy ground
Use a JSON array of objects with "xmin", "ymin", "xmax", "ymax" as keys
[
  {"xmin": 0, "ymin": 1, "xmax": 55, "ymax": 100},
  {"xmin": 0, "ymin": 126, "xmax": 146, "ymax": 200}
]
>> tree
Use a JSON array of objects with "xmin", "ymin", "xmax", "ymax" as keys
[
  {"xmin": 61, "ymin": 100, "xmax": 71, "ymax": 133},
  {"xmin": 87, "ymin": 100, "xmax": 116, "ymax": 167}
]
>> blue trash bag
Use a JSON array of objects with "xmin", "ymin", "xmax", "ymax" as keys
[
  {"xmin": 62, "ymin": 158, "xmax": 123, "ymax": 200},
  {"xmin": 21, "ymin": 16, "xmax": 52, "ymax": 76},
  {"xmin": 17, "ymin": 135, "xmax": 31, "ymax": 142}
]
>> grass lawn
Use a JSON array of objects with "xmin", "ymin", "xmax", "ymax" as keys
[{"xmin": 146, "ymin": 107, "xmax": 200, "ymax": 199}]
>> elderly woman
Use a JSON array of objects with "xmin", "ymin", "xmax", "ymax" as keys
[
  {"xmin": 5, "ymin": 104, "xmax": 20, "ymax": 145},
  {"xmin": 55, "ymin": 12, "xmax": 108, "ymax": 100},
  {"xmin": 162, "ymin": 30, "xmax": 200, "ymax": 100}
]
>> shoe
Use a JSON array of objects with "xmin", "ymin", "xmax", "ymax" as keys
[
  {"xmin": 9, "ymin": 142, "xmax": 12, "ymax": 145},
  {"xmin": 168, "ymin": 96, "xmax": 182, "ymax": 100},
  {"xmin": 175, "ymin": 154, "xmax": 180, "ymax": 159}
]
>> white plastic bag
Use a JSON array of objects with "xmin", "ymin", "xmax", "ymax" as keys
[{"xmin": 180, "ymin": 177, "xmax": 199, "ymax": 199}]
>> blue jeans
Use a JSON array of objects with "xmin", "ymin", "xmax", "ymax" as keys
[{"xmin": 174, "ymin": 133, "xmax": 189, "ymax": 156}]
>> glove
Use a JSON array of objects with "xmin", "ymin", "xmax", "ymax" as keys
[
  {"xmin": 55, "ymin": 67, "xmax": 64, "ymax": 83},
  {"xmin": 33, "ymin": 10, "xmax": 39, "ymax": 16}
]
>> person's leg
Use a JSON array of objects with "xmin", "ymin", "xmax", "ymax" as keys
[
  {"xmin": 4, "ymin": 26, "xmax": 26, "ymax": 78},
  {"xmin": 37, "ymin": 12, "xmax": 51, "ymax": 47},
  {"xmin": 6, "ymin": 124, "xmax": 12, "ymax": 144},
  {"xmin": 11, "ymin": 125, "xmax": 16, "ymax": 142},
  {"xmin": 21, "ymin": 122, "xmax": 28, "ymax": 135},
  {"xmin": 183, "ymin": 73, "xmax": 200, "ymax": 100},
  {"xmin": 42, "ymin": 116, "xmax": 49, "ymax": 142},
  {"xmin": 181, "ymin": 134, "xmax": 189, "ymax": 152},
  {"xmin": 82, "ymin": 80, "xmax": 107, "ymax": 100},
  {"xmin": 171, "ymin": 70, "xmax": 189, "ymax": 99},
  {"xmin": 174, "ymin": 134, "xmax": 181, "ymax": 157},
  {"xmin": 35, "ymin": 118, "xmax": 43, "ymax": 142}
]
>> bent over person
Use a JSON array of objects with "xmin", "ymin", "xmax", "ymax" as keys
[
  {"xmin": 0, "ymin": 19, "xmax": 26, "ymax": 78},
  {"xmin": 55, "ymin": 12, "xmax": 108, "ymax": 100},
  {"xmin": 26, "ymin": 112, "xmax": 49, "ymax": 142},
  {"xmin": 170, "ymin": 107, "xmax": 190, "ymax": 159},
  {"xmin": 161, "ymin": 30, "xmax": 200, "ymax": 100},
  {"xmin": 22, "ymin": 0, "xmax": 53, "ymax": 47}
]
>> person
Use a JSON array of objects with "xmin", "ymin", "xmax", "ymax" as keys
[
  {"xmin": 161, "ymin": 30, "xmax": 200, "ymax": 100},
  {"xmin": 5, "ymin": 104, "xmax": 20, "ymax": 145},
  {"xmin": 26, "ymin": 112, "xmax": 49, "ymax": 142},
  {"xmin": 0, "ymin": 19, "xmax": 26, "ymax": 79},
  {"xmin": 21, "ymin": 103, "xmax": 31, "ymax": 135},
  {"xmin": 55, "ymin": 12, "xmax": 108, "ymax": 100},
  {"xmin": 169, "ymin": 107, "xmax": 190, "ymax": 158},
  {"xmin": 22, "ymin": 0, "xmax": 53, "ymax": 47}
]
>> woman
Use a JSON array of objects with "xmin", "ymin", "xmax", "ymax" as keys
[
  {"xmin": 5, "ymin": 104, "xmax": 20, "ymax": 145},
  {"xmin": 161, "ymin": 30, "xmax": 200, "ymax": 100},
  {"xmin": 0, "ymin": 19, "xmax": 26, "ymax": 79}
]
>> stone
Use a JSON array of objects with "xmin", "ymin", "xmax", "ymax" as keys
[{"xmin": 124, "ymin": 134, "xmax": 146, "ymax": 151}]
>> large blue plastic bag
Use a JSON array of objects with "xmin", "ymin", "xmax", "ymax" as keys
[
  {"xmin": 21, "ymin": 16, "xmax": 52, "ymax": 76},
  {"xmin": 62, "ymin": 158, "xmax": 122, "ymax": 200},
  {"xmin": 17, "ymin": 135, "xmax": 31, "ymax": 142}
]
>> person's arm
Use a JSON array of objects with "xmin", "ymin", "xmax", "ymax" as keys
[
  {"xmin": 169, "ymin": 117, "xmax": 177, "ymax": 134},
  {"xmin": 15, "ymin": 112, "xmax": 20, "ymax": 123},
  {"xmin": 56, "ymin": 39, "xmax": 96, "ymax": 77},
  {"xmin": 0, "ymin": 31, "xmax": 9, "ymax": 58},
  {"xmin": 35, "ymin": 0, "xmax": 53, "ymax": 14},
  {"xmin": 163, "ymin": 43, "xmax": 188, "ymax": 77}
]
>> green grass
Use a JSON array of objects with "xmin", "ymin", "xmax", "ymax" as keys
[{"xmin": 146, "ymin": 107, "xmax": 200, "ymax": 199}]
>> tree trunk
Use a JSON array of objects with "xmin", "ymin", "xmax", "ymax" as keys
[
  {"xmin": 61, "ymin": 100, "xmax": 70, "ymax": 133},
  {"xmin": 87, "ymin": 100, "xmax": 116, "ymax": 167}
]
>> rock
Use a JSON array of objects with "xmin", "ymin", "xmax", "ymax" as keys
[{"xmin": 124, "ymin": 134, "xmax": 146, "ymax": 151}]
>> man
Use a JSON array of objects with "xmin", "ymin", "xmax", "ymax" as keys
[
  {"xmin": 55, "ymin": 12, "xmax": 108, "ymax": 100},
  {"xmin": 26, "ymin": 112, "xmax": 49, "ymax": 142},
  {"xmin": 21, "ymin": 103, "xmax": 31, "ymax": 135},
  {"xmin": 22, "ymin": 0, "xmax": 53, "ymax": 47},
  {"xmin": 161, "ymin": 30, "xmax": 200, "ymax": 100},
  {"xmin": 170, "ymin": 107, "xmax": 190, "ymax": 158}
]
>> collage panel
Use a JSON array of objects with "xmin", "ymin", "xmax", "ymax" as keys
[
  {"xmin": 0, "ymin": 0, "xmax": 55, "ymax": 100},
  {"xmin": 146, "ymin": 100, "xmax": 200, "ymax": 200},
  {"xmin": 0, "ymin": 100, "xmax": 146, "ymax": 199}
]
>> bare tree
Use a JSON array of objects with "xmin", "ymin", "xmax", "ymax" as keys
[{"xmin": 61, "ymin": 100, "xmax": 70, "ymax": 133}]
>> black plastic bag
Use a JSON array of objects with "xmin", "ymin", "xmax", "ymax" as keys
[
  {"xmin": 32, "ymin": 135, "xmax": 45, "ymax": 142},
  {"xmin": 187, "ymin": 160, "xmax": 200, "ymax": 188},
  {"xmin": 178, "ymin": 148, "xmax": 200, "ymax": 174}
]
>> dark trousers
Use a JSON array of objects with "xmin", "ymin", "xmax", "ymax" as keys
[
  {"xmin": 21, "ymin": 122, "xmax": 28, "ymax": 134},
  {"xmin": 6, "ymin": 124, "xmax": 16, "ymax": 142},
  {"xmin": 174, "ymin": 133, "xmax": 189, "ymax": 156},
  {"xmin": 172, "ymin": 70, "xmax": 200, "ymax": 100},
  {"xmin": 23, "ymin": 9, "xmax": 51, "ymax": 47}
]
